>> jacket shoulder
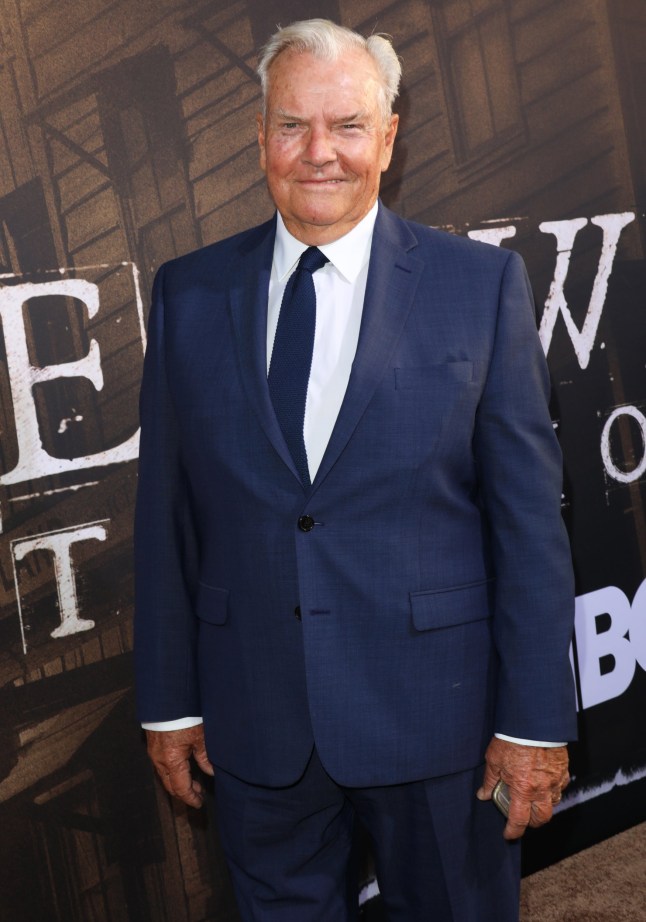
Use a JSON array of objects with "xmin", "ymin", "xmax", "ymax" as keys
[
  {"xmin": 156, "ymin": 216, "xmax": 276, "ymax": 283},
  {"xmin": 378, "ymin": 205, "xmax": 518, "ymax": 270}
]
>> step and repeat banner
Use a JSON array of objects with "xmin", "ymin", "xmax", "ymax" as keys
[{"xmin": 0, "ymin": 0, "xmax": 645, "ymax": 918}]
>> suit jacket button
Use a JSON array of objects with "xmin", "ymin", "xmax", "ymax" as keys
[
  {"xmin": 298, "ymin": 515, "xmax": 315, "ymax": 532},
  {"xmin": 294, "ymin": 606, "xmax": 302, "ymax": 620}
]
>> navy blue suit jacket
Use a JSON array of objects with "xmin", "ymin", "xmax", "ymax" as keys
[{"xmin": 134, "ymin": 203, "xmax": 577, "ymax": 788}]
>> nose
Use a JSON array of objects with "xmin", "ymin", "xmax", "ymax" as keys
[{"xmin": 303, "ymin": 127, "xmax": 336, "ymax": 167}]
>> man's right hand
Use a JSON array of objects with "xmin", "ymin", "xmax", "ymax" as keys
[{"xmin": 145, "ymin": 724, "xmax": 214, "ymax": 808}]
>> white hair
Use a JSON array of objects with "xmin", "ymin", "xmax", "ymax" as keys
[{"xmin": 257, "ymin": 18, "xmax": 402, "ymax": 122}]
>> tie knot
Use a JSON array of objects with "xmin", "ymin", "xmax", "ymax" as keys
[{"xmin": 297, "ymin": 246, "xmax": 329, "ymax": 275}]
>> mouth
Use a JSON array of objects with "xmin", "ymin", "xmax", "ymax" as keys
[{"xmin": 297, "ymin": 179, "xmax": 345, "ymax": 188}]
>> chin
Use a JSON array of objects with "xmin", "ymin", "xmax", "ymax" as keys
[
  {"xmin": 301, "ymin": 196, "xmax": 353, "ymax": 216},
  {"xmin": 305, "ymin": 212, "xmax": 348, "ymax": 228}
]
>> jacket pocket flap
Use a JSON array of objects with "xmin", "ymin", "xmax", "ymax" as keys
[
  {"xmin": 195, "ymin": 583, "xmax": 229, "ymax": 625},
  {"xmin": 410, "ymin": 579, "xmax": 492, "ymax": 631}
]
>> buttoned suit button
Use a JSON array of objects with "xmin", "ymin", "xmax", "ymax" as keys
[
  {"xmin": 298, "ymin": 515, "xmax": 315, "ymax": 532},
  {"xmin": 294, "ymin": 606, "xmax": 302, "ymax": 621}
]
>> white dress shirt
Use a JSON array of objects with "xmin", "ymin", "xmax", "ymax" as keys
[{"xmin": 143, "ymin": 203, "xmax": 562, "ymax": 747}]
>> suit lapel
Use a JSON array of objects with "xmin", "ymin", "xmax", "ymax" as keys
[
  {"xmin": 228, "ymin": 216, "xmax": 302, "ymax": 483},
  {"xmin": 228, "ymin": 207, "xmax": 425, "ymax": 491},
  {"xmin": 311, "ymin": 205, "xmax": 424, "ymax": 491}
]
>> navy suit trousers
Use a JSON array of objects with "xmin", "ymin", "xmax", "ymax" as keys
[{"xmin": 212, "ymin": 748, "xmax": 521, "ymax": 922}]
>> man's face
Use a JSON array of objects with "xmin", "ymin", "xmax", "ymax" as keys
[{"xmin": 257, "ymin": 48, "xmax": 399, "ymax": 244}]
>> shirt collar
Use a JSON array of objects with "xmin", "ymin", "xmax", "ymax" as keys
[{"xmin": 273, "ymin": 201, "xmax": 379, "ymax": 284}]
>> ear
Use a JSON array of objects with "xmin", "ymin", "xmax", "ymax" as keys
[
  {"xmin": 381, "ymin": 113, "xmax": 399, "ymax": 172},
  {"xmin": 256, "ymin": 112, "xmax": 267, "ymax": 172}
]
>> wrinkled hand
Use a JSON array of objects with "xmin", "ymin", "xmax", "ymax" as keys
[
  {"xmin": 477, "ymin": 737, "xmax": 569, "ymax": 840},
  {"xmin": 145, "ymin": 724, "xmax": 214, "ymax": 808}
]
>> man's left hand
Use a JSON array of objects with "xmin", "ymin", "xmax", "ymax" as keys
[{"xmin": 476, "ymin": 737, "xmax": 569, "ymax": 840}]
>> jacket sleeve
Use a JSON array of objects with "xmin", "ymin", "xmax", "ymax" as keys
[
  {"xmin": 473, "ymin": 250, "xmax": 577, "ymax": 742},
  {"xmin": 133, "ymin": 263, "xmax": 201, "ymax": 722}
]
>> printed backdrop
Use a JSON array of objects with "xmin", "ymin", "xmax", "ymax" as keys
[{"xmin": 0, "ymin": 0, "xmax": 645, "ymax": 918}]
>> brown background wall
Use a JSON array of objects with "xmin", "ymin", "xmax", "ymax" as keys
[{"xmin": 0, "ymin": 1, "xmax": 645, "ymax": 918}]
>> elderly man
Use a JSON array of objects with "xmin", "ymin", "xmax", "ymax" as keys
[{"xmin": 135, "ymin": 18, "xmax": 576, "ymax": 922}]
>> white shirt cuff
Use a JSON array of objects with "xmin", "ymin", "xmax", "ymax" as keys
[
  {"xmin": 142, "ymin": 716, "xmax": 203, "ymax": 731},
  {"xmin": 141, "ymin": 724, "xmax": 564, "ymax": 743},
  {"xmin": 495, "ymin": 733, "xmax": 565, "ymax": 747}
]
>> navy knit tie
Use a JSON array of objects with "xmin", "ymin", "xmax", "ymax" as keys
[{"xmin": 268, "ymin": 246, "xmax": 329, "ymax": 487}]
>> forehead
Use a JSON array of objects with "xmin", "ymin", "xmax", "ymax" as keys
[{"xmin": 265, "ymin": 48, "xmax": 382, "ymax": 113}]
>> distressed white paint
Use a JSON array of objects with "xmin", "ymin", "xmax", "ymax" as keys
[
  {"xmin": 10, "ymin": 481, "xmax": 100, "ymax": 502},
  {"xmin": 467, "ymin": 225, "xmax": 517, "ymax": 246},
  {"xmin": 0, "ymin": 278, "xmax": 140, "ymax": 485},
  {"xmin": 601, "ymin": 404, "xmax": 646, "ymax": 484},
  {"xmin": 0, "ymin": 260, "xmax": 133, "ymax": 280},
  {"xmin": 538, "ymin": 212, "xmax": 635, "ymax": 368},
  {"xmin": 58, "ymin": 413, "xmax": 84, "ymax": 434},
  {"xmin": 130, "ymin": 260, "xmax": 147, "ymax": 350},
  {"xmin": 12, "ymin": 521, "xmax": 108, "ymax": 652},
  {"xmin": 556, "ymin": 764, "xmax": 646, "ymax": 813}
]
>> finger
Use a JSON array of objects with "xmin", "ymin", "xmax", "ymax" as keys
[
  {"xmin": 476, "ymin": 762, "xmax": 500, "ymax": 800},
  {"xmin": 555, "ymin": 787, "xmax": 565, "ymax": 802},
  {"xmin": 165, "ymin": 760, "xmax": 204, "ymax": 808},
  {"xmin": 503, "ymin": 793, "xmax": 532, "ymax": 840},
  {"xmin": 528, "ymin": 799, "xmax": 554, "ymax": 828},
  {"xmin": 193, "ymin": 745, "xmax": 215, "ymax": 777}
]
